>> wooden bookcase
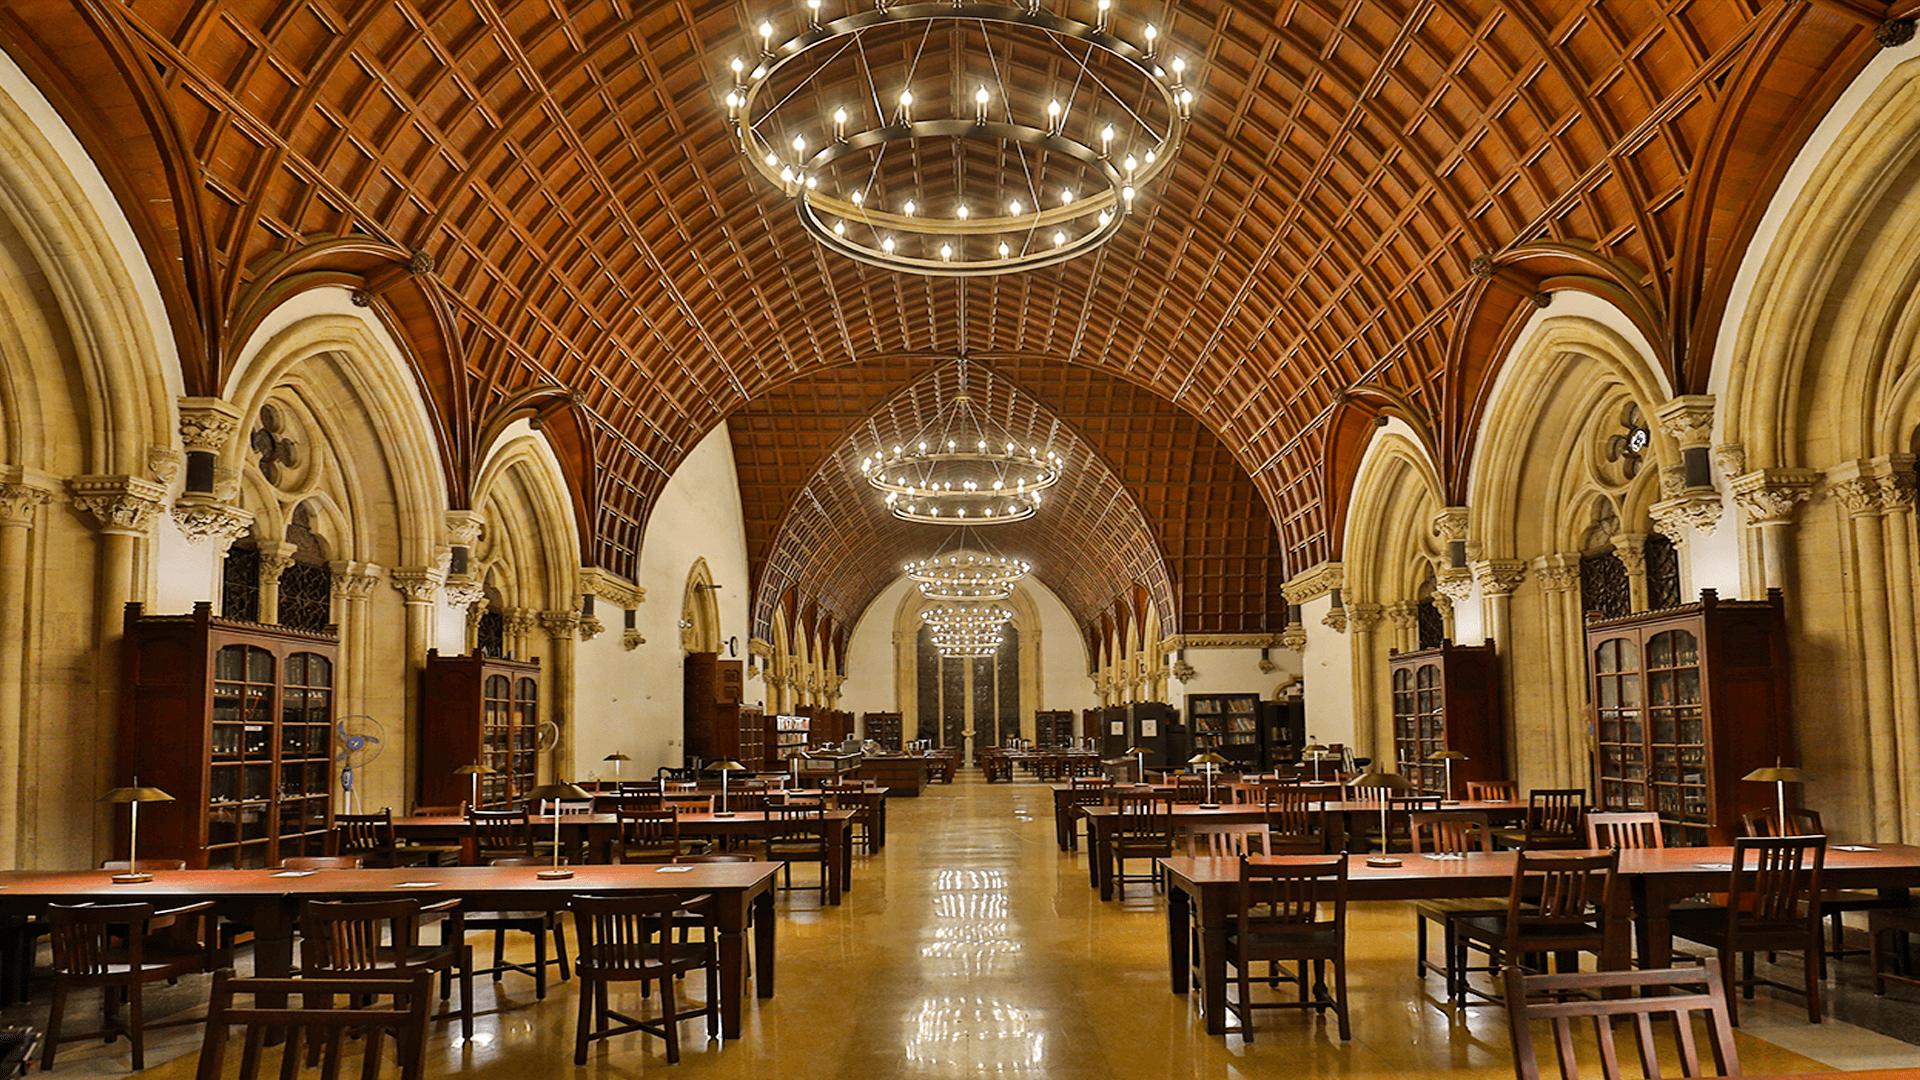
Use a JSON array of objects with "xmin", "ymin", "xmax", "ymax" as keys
[
  {"xmin": 1387, "ymin": 642, "xmax": 1506, "ymax": 799},
  {"xmin": 769, "ymin": 714, "xmax": 811, "ymax": 760},
  {"xmin": 419, "ymin": 650, "xmax": 541, "ymax": 810},
  {"xmin": 685, "ymin": 654, "xmax": 760, "ymax": 768},
  {"xmin": 1187, "ymin": 694, "xmax": 1261, "ymax": 760},
  {"xmin": 863, "ymin": 712, "xmax": 903, "ymax": 751},
  {"xmin": 119, "ymin": 602, "xmax": 338, "ymax": 869},
  {"xmin": 1034, "ymin": 710, "xmax": 1077, "ymax": 747},
  {"xmin": 734, "ymin": 707, "xmax": 766, "ymax": 770},
  {"xmin": 1587, "ymin": 589, "xmax": 1791, "ymax": 845}
]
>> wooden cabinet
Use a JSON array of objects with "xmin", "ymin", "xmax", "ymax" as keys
[
  {"xmin": 1187, "ymin": 694, "xmax": 1261, "ymax": 764},
  {"xmin": 1586, "ymin": 589, "xmax": 1791, "ymax": 845},
  {"xmin": 419, "ymin": 651, "xmax": 540, "ymax": 810},
  {"xmin": 686, "ymin": 654, "xmax": 763, "ymax": 767},
  {"xmin": 1388, "ymin": 642, "xmax": 1506, "ymax": 799},
  {"xmin": 863, "ymin": 712, "xmax": 903, "ymax": 751},
  {"xmin": 769, "ymin": 714, "xmax": 810, "ymax": 760},
  {"xmin": 119, "ymin": 602, "xmax": 338, "ymax": 869},
  {"xmin": 1034, "ymin": 710, "xmax": 1077, "ymax": 747}
]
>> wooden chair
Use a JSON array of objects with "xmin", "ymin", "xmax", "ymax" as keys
[
  {"xmin": 298, "ymin": 898, "xmax": 474, "ymax": 1039},
  {"xmin": 569, "ymin": 894, "xmax": 720, "ymax": 1065},
  {"xmin": 1492, "ymin": 789, "xmax": 1587, "ymax": 850},
  {"xmin": 1182, "ymin": 823, "xmax": 1272, "ymax": 858},
  {"xmin": 614, "ymin": 806, "xmax": 685, "ymax": 864},
  {"xmin": 195, "ymin": 969, "xmax": 434, "ymax": 1080},
  {"xmin": 1408, "ymin": 811, "xmax": 1504, "ymax": 992},
  {"xmin": 1668, "ymin": 834, "xmax": 1826, "ymax": 1025},
  {"xmin": 1062, "ymin": 782, "xmax": 1109, "ymax": 852},
  {"xmin": 1740, "ymin": 806, "xmax": 1821, "ymax": 837},
  {"xmin": 661, "ymin": 793, "xmax": 715, "ymax": 816},
  {"xmin": 1109, "ymin": 791, "xmax": 1174, "ymax": 899},
  {"xmin": 1225, "ymin": 855, "xmax": 1351, "ymax": 1041},
  {"xmin": 763, "ymin": 803, "xmax": 829, "ymax": 897},
  {"xmin": 1587, "ymin": 811, "xmax": 1664, "ymax": 850},
  {"xmin": 1741, "ymin": 806, "xmax": 1889, "ymax": 970},
  {"xmin": 1868, "ymin": 903, "xmax": 1920, "ymax": 997},
  {"xmin": 466, "ymin": 808, "xmax": 535, "ymax": 864},
  {"xmin": 461, "ymin": 858, "xmax": 570, "ymax": 1000},
  {"xmin": 41, "ymin": 900, "xmax": 220, "ymax": 1070},
  {"xmin": 333, "ymin": 810, "xmax": 432, "ymax": 869},
  {"xmin": 1505, "ymin": 959, "xmax": 1740, "ymax": 1080},
  {"xmin": 1262, "ymin": 784, "xmax": 1328, "ymax": 854},
  {"xmin": 1169, "ymin": 775, "xmax": 1209, "ymax": 805},
  {"xmin": 982, "ymin": 755, "xmax": 1013, "ymax": 782},
  {"xmin": 1451, "ymin": 850, "xmax": 1623, "ymax": 1007},
  {"xmin": 398, "ymin": 806, "xmax": 467, "ymax": 867},
  {"xmin": 1464, "ymin": 779, "xmax": 1518, "ymax": 802}
]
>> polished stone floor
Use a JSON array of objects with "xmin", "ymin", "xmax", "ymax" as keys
[{"xmin": 17, "ymin": 773, "xmax": 1920, "ymax": 1076}]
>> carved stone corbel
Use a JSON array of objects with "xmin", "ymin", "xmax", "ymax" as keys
[
  {"xmin": 1731, "ymin": 469, "xmax": 1819, "ymax": 526},
  {"xmin": 389, "ymin": 567, "xmax": 444, "ymax": 605},
  {"xmin": 172, "ymin": 497, "xmax": 254, "ymax": 547},
  {"xmin": 539, "ymin": 610, "xmax": 582, "ymax": 640},
  {"xmin": 68, "ymin": 476, "xmax": 167, "ymax": 536},
  {"xmin": 623, "ymin": 628, "xmax": 646, "ymax": 651},
  {"xmin": 1472, "ymin": 560, "xmax": 1527, "ymax": 598}
]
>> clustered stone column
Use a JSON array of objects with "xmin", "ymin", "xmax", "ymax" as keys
[
  {"xmin": 539, "ymin": 610, "xmax": 580, "ymax": 781},
  {"xmin": 1531, "ymin": 554, "xmax": 1582, "ymax": 788},
  {"xmin": 0, "ymin": 477, "xmax": 53, "ymax": 863},
  {"xmin": 329, "ymin": 562, "xmax": 382, "ymax": 729},
  {"xmin": 1731, "ymin": 468, "xmax": 1818, "ymax": 596},
  {"xmin": 1345, "ymin": 602, "xmax": 1385, "ymax": 761},
  {"xmin": 1828, "ymin": 456, "xmax": 1918, "ymax": 841}
]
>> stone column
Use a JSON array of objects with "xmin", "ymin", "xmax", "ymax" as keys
[
  {"xmin": 503, "ymin": 608, "xmax": 537, "ymax": 662},
  {"xmin": 1385, "ymin": 600, "xmax": 1419, "ymax": 653},
  {"xmin": 1533, "ymin": 555, "xmax": 1582, "ymax": 788},
  {"xmin": 1829, "ymin": 462, "xmax": 1902, "ymax": 839},
  {"xmin": 1610, "ymin": 534, "xmax": 1649, "ymax": 613},
  {"xmin": 1346, "ymin": 603, "xmax": 1385, "ymax": 762},
  {"xmin": 328, "ymin": 562, "xmax": 382, "ymax": 730},
  {"xmin": 1471, "ymin": 560, "xmax": 1526, "ymax": 649},
  {"xmin": 1731, "ymin": 469, "xmax": 1818, "ymax": 599},
  {"xmin": 256, "ymin": 543, "xmax": 297, "ymax": 625},
  {"xmin": 391, "ymin": 567, "xmax": 443, "ymax": 801},
  {"xmin": 1880, "ymin": 466, "xmax": 1920, "ymax": 843},
  {"xmin": 0, "ymin": 479, "xmax": 53, "ymax": 865},
  {"xmin": 539, "ymin": 610, "xmax": 580, "ymax": 781}
]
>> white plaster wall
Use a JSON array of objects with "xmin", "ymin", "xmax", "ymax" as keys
[
  {"xmin": 1165, "ymin": 647, "xmax": 1300, "ymax": 714},
  {"xmin": 152, "ymin": 519, "xmax": 221, "ymax": 613},
  {"xmin": 1027, "ymin": 577, "xmax": 1097, "ymax": 712},
  {"xmin": 574, "ymin": 422, "xmax": 750, "ymax": 779},
  {"xmin": 1298, "ymin": 595, "xmax": 1358, "ymax": 750}
]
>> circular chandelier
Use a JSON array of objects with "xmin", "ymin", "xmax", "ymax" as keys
[
  {"xmin": 930, "ymin": 627, "xmax": 1005, "ymax": 658},
  {"xmin": 906, "ymin": 548, "xmax": 1032, "ymax": 603},
  {"xmin": 923, "ymin": 601, "xmax": 1014, "ymax": 657},
  {"xmin": 722, "ymin": 0, "xmax": 1195, "ymax": 276},
  {"xmin": 861, "ymin": 360, "xmax": 1064, "ymax": 525}
]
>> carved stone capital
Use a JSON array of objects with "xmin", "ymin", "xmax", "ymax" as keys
[
  {"xmin": 1472, "ymin": 559, "xmax": 1527, "ymax": 598},
  {"xmin": 623, "ymin": 627, "xmax": 646, "ymax": 651},
  {"xmin": 390, "ymin": 567, "xmax": 445, "ymax": 604},
  {"xmin": 0, "ymin": 480, "xmax": 54, "ymax": 527},
  {"xmin": 441, "ymin": 573, "xmax": 486, "ymax": 608},
  {"xmin": 1731, "ymin": 468, "xmax": 1819, "ymax": 526},
  {"xmin": 328, "ymin": 561, "xmax": 382, "ymax": 601},
  {"xmin": 1278, "ymin": 623, "xmax": 1308, "ymax": 654},
  {"xmin": 1345, "ymin": 601, "xmax": 1385, "ymax": 632},
  {"xmin": 171, "ymin": 496, "xmax": 254, "ymax": 547},
  {"xmin": 539, "ymin": 610, "xmax": 582, "ymax": 640},
  {"xmin": 503, "ymin": 608, "xmax": 539, "ymax": 638},
  {"xmin": 1533, "ymin": 554, "xmax": 1581, "ymax": 593},
  {"xmin": 178, "ymin": 397, "xmax": 243, "ymax": 454},
  {"xmin": 578, "ymin": 614, "xmax": 606, "ymax": 642},
  {"xmin": 1649, "ymin": 491, "xmax": 1723, "ymax": 537},
  {"xmin": 1654, "ymin": 394, "xmax": 1716, "ymax": 450},
  {"xmin": 1611, "ymin": 534, "xmax": 1648, "ymax": 575},
  {"xmin": 444, "ymin": 509, "xmax": 486, "ymax": 549},
  {"xmin": 1432, "ymin": 506, "xmax": 1470, "ymax": 543},
  {"xmin": 1434, "ymin": 567, "xmax": 1476, "ymax": 604},
  {"xmin": 258, "ymin": 543, "xmax": 297, "ymax": 584},
  {"xmin": 1384, "ymin": 600, "xmax": 1419, "ymax": 631},
  {"xmin": 1283, "ymin": 562, "xmax": 1343, "ymax": 606},
  {"xmin": 68, "ymin": 475, "xmax": 166, "ymax": 536}
]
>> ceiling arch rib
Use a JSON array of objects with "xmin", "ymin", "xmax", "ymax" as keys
[{"xmin": 747, "ymin": 361, "xmax": 1177, "ymax": 641}]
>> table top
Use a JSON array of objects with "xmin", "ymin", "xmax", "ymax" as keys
[
  {"xmin": 1083, "ymin": 798, "xmax": 1523, "ymax": 817},
  {"xmin": 1161, "ymin": 844, "xmax": 1920, "ymax": 886},
  {"xmin": 394, "ymin": 809, "xmax": 856, "ymax": 827},
  {"xmin": 0, "ymin": 862, "xmax": 784, "ymax": 899}
]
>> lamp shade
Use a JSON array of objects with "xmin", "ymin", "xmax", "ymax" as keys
[
  {"xmin": 526, "ymin": 781, "xmax": 594, "ymax": 803},
  {"xmin": 1123, "ymin": 745, "xmax": 1150, "ymax": 758},
  {"xmin": 1426, "ymin": 750, "xmax": 1468, "ymax": 762},
  {"xmin": 454, "ymin": 764, "xmax": 496, "ymax": 776},
  {"xmin": 1742, "ymin": 765, "xmax": 1812, "ymax": 784},
  {"xmin": 1348, "ymin": 770, "xmax": 1413, "ymax": 792},
  {"xmin": 1188, "ymin": 751, "xmax": 1230, "ymax": 767},
  {"xmin": 602, "ymin": 753, "xmax": 631, "ymax": 763},
  {"xmin": 712, "ymin": 760, "xmax": 748, "ymax": 772},
  {"xmin": 101, "ymin": 785, "xmax": 173, "ymax": 804}
]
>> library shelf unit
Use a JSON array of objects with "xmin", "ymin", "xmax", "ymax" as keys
[
  {"xmin": 418, "ymin": 650, "xmax": 541, "ymax": 811},
  {"xmin": 1387, "ymin": 641, "xmax": 1506, "ymax": 799}
]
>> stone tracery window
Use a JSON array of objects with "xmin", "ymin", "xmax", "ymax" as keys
[
  {"xmin": 277, "ymin": 502, "xmax": 333, "ymax": 633},
  {"xmin": 222, "ymin": 542, "xmax": 262, "ymax": 621}
]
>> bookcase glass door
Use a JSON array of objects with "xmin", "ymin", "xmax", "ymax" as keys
[
  {"xmin": 482, "ymin": 674, "xmax": 514, "ymax": 807},
  {"xmin": 512, "ymin": 677, "xmax": 539, "ymax": 800},
  {"xmin": 278, "ymin": 652, "xmax": 333, "ymax": 857},
  {"xmin": 211, "ymin": 644, "xmax": 275, "ymax": 868},
  {"xmin": 1646, "ymin": 628, "xmax": 1707, "ymax": 842},
  {"xmin": 1391, "ymin": 662, "xmax": 1446, "ymax": 793},
  {"xmin": 1593, "ymin": 636, "xmax": 1646, "ymax": 814}
]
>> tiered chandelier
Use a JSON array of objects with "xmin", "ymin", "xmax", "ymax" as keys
[
  {"xmin": 861, "ymin": 365, "xmax": 1063, "ymax": 525},
  {"xmin": 722, "ymin": 0, "xmax": 1195, "ymax": 276},
  {"xmin": 907, "ymin": 539, "xmax": 1031, "ymax": 657}
]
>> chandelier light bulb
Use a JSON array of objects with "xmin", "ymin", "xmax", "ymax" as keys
[
  {"xmin": 851, "ymin": 190, "xmax": 864, "ymax": 206},
  {"xmin": 883, "ymin": 236, "xmax": 896, "ymax": 253},
  {"xmin": 1122, "ymin": 185, "xmax": 1135, "ymax": 202},
  {"xmin": 1098, "ymin": 210, "xmax": 1112, "ymax": 226},
  {"xmin": 759, "ymin": 20, "xmax": 774, "ymax": 46},
  {"xmin": 940, "ymin": 243, "xmax": 953, "ymax": 260},
  {"xmin": 1053, "ymin": 231, "xmax": 1066, "ymax": 247},
  {"xmin": 1144, "ymin": 23, "xmax": 1158, "ymax": 57},
  {"xmin": 1062, "ymin": 188, "xmax": 1075, "ymax": 204},
  {"xmin": 957, "ymin": 204, "xmax": 970, "ymax": 220},
  {"xmin": 764, "ymin": 151, "xmax": 780, "ymax": 167},
  {"xmin": 904, "ymin": 199, "xmax": 916, "ymax": 216},
  {"xmin": 833, "ymin": 219, "xmax": 846, "ymax": 235},
  {"xmin": 998, "ymin": 241, "xmax": 1011, "ymax": 258},
  {"xmin": 1009, "ymin": 199, "xmax": 1023, "ymax": 215},
  {"xmin": 1124, "ymin": 154, "xmax": 1137, "ymax": 177},
  {"xmin": 793, "ymin": 133, "xmax": 807, "ymax": 154},
  {"xmin": 731, "ymin": 56, "xmax": 745, "ymax": 73},
  {"xmin": 976, "ymin": 84, "xmax": 991, "ymax": 123},
  {"xmin": 725, "ymin": 90, "xmax": 741, "ymax": 109}
]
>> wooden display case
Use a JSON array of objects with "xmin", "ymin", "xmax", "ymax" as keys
[
  {"xmin": 1034, "ymin": 710, "xmax": 1077, "ymax": 747},
  {"xmin": 1388, "ymin": 641, "xmax": 1506, "ymax": 799},
  {"xmin": 419, "ymin": 650, "xmax": 540, "ymax": 810},
  {"xmin": 1587, "ymin": 589, "xmax": 1791, "ymax": 846},
  {"xmin": 119, "ymin": 602, "xmax": 338, "ymax": 869},
  {"xmin": 1187, "ymin": 694, "xmax": 1261, "ymax": 762},
  {"xmin": 863, "ymin": 712, "xmax": 903, "ymax": 751}
]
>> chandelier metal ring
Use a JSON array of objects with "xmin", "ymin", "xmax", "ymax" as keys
[{"xmin": 726, "ymin": 0, "xmax": 1193, "ymax": 276}]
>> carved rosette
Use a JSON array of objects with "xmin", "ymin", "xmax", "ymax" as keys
[
  {"xmin": 1345, "ymin": 602, "xmax": 1384, "ymax": 634},
  {"xmin": 578, "ymin": 614, "xmax": 606, "ymax": 642},
  {"xmin": 1434, "ymin": 567, "xmax": 1475, "ymax": 604},
  {"xmin": 539, "ymin": 610, "xmax": 581, "ymax": 641},
  {"xmin": 0, "ymin": 482, "xmax": 54, "ymax": 527},
  {"xmin": 441, "ymin": 574, "xmax": 485, "ymax": 609},
  {"xmin": 68, "ymin": 475, "xmax": 167, "ymax": 536},
  {"xmin": 623, "ymin": 627, "xmax": 646, "ymax": 651},
  {"xmin": 1649, "ymin": 492, "xmax": 1722, "ymax": 537},
  {"xmin": 1731, "ymin": 469, "xmax": 1818, "ymax": 526},
  {"xmin": 1472, "ymin": 560, "xmax": 1527, "ymax": 598},
  {"xmin": 390, "ymin": 567, "xmax": 444, "ymax": 605},
  {"xmin": 1654, "ymin": 395, "xmax": 1716, "ymax": 451},
  {"xmin": 172, "ymin": 497, "xmax": 254, "ymax": 547}
]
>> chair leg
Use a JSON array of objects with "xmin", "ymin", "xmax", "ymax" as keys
[
  {"xmin": 1415, "ymin": 916, "xmax": 1428, "ymax": 978},
  {"xmin": 1805, "ymin": 938, "xmax": 1823, "ymax": 1024},
  {"xmin": 459, "ymin": 945, "xmax": 475, "ymax": 1038},
  {"xmin": 1871, "ymin": 927, "xmax": 1888, "ymax": 995},
  {"xmin": 126, "ymin": 979, "xmax": 145, "ymax": 1071},
  {"xmin": 1723, "ymin": 947, "xmax": 1741, "ymax": 1028},
  {"xmin": 553, "ymin": 918, "xmax": 570, "ymax": 982},
  {"xmin": 1235, "ymin": 953, "xmax": 1253, "ymax": 1043},
  {"xmin": 533, "ymin": 923, "xmax": 548, "ymax": 1000},
  {"xmin": 1333, "ymin": 956, "xmax": 1352, "ymax": 1041},
  {"xmin": 573, "ymin": 975, "xmax": 593, "ymax": 1065},
  {"xmin": 492, "ymin": 931, "xmax": 507, "ymax": 983},
  {"xmin": 658, "ymin": 968, "xmax": 681, "ymax": 1064},
  {"xmin": 40, "ymin": 981, "xmax": 66, "ymax": 1070}
]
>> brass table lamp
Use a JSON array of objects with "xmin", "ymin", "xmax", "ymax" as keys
[
  {"xmin": 1188, "ymin": 750, "xmax": 1230, "ymax": 808},
  {"xmin": 526, "ymin": 781, "xmax": 594, "ymax": 879},
  {"xmin": 1426, "ymin": 749, "xmax": 1467, "ymax": 804},
  {"xmin": 101, "ymin": 780, "xmax": 174, "ymax": 883},
  {"xmin": 1349, "ymin": 769, "xmax": 1414, "ymax": 866},
  {"xmin": 455, "ymin": 764, "xmax": 496, "ymax": 810},
  {"xmin": 712, "ymin": 759, "xmax": 748, "ymax": 817},
  {"xmin": 1741, "ymin": 760, "xmax": 1813, "ymax": 835}
]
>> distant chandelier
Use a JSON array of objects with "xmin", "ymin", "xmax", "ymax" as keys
[
  {"xmin": 861, "ymin": 363, "xmax": 1063, "ymax": 525},
  {"xmin": 722, "ymin": 0, "xmax": 1195, "ymax": 276},
  {"xmin": 930, "ymin": 627, "xmax": 1005, "ymax": 658},
  {"xmin": 923, "ymin": 602, "xmax": 1014, "ymax": 658},
  {"xmin": 906, "ymin": 548, "xmax": 1032, "ymax": 603}
]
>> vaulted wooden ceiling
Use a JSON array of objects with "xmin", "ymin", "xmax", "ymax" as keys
[{"xmin": 0, "ymin": 0, "xmax": 1896, "ymax": 638}]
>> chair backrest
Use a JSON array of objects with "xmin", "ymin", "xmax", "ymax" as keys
[
  {"xmin": 467, "ymin": 808, "xmax": 534, "ymax": 855},
  {"xmin": 1408, "ymin": 811, "xmax": 1493, "ymax": 854},
  {"xmin": 1587, "ymin": 811, "xmax": 1665, "ymax": 850},
  {"xmin": 281, "ymin": 856, "xmax": 364, "ymax": 871},
  {"xmin": 571, "ymin": 893, "xmax": 699, "ymax": 975},
  {"xmin": 1526, "ymin": 788, "xmax": 1586, "ymax": 840},
  {"xmin": 409, "ymin": 804, "xmax": 464, "ymax": 818},
  {"xmin": 663, "ymin": 793, "xmax": 715, "ymax": 815},
  {"xmin": 1740, "ymin": 806, "xmax": 1823, "ymax": 838},
  {"xmin": 1112, "ymin": 791, "xmax": 1172, "ymax": 843},
  {"xmin": 301, "ymin": 899, "xmax": 438, "ymax": 973},
  {"xmin": 1505, "ymin": 959, "xmax": 1740, "ymax": 1080},
  {"xmin": 196, "ymin": 969, "xmax": 435, "ymax": 1080},
  {"xmin": 1237, "ymin": 855, "xmax": 1347, "ymax": 937},
  {"xmin": 1505, "ymin": 850, "xmax": 1621, "ymax": 957},
  {"xmin": 1184, "ymin": 823, "xmax": 1272, "ymax": 858},
  {"xmin": 1170, "ymin": 775, "xmax": 1209, "ymax": 804},
  {"xmin": 1729, "ymin": 834, "xmax": 1825, "ymax": 928},
  {"xmin": 1264, "ymin": 784, "xmax": 1323, "ymax": 839},
  {"xmin": 616, "ymin": 807, "xmax": 682, "ymax": 857},
  {"xmin": 1464, "ymin": 779, "xmax": 1518, "ymax": 802},
  {"xmin": 47, "ymin": 902, "xmax": 157, "ymax": 975},
  {"xmin": 1070, "ymin": 776, "xmax": 1111, "ymax": 791},
  {"xmin": 334, "ymin": 810, "xmax": 398, "ymax": 860}
]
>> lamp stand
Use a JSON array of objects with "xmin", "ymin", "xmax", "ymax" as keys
[
  {"xmin": 112, "ymin": 800, "xmax": 151, "ymax": 883},
  {"xmin": 715, "ymin": 770, "xmax": 735, "ymax": 817},
  {"xmin": 1776, "ymin": 779, "xmax": 1788, "ymax": 835},
  {"xmin": 1365, "ymin": 801, "xmax": 1401, "ymax": 867},
  {"xmin": 537, "ymin": 806, "xmax": 573, "ymax": 879},
  {"xmin": 1200, "ymin": 765, "xmax": 1219, "ymax": 810},
  {"xmin": 1442, "ymin": 759, "xmax": 1458, "ymax": 806}
]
